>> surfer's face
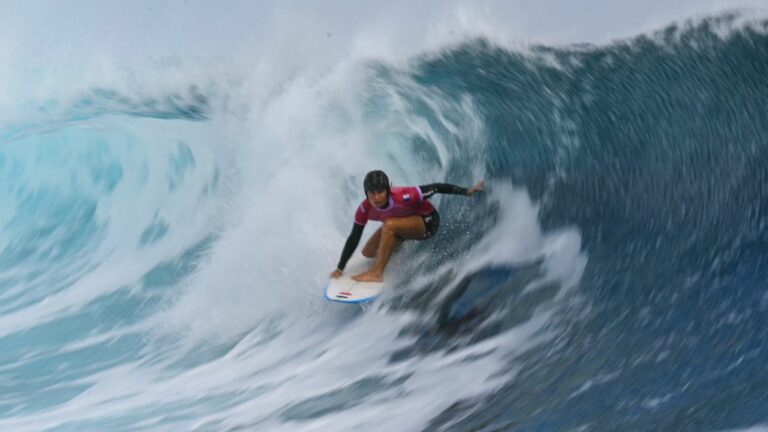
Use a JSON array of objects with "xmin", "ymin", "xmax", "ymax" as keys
[{"xmin": 367, "ymin": 189, "xmax": 388, "ymax": 208}]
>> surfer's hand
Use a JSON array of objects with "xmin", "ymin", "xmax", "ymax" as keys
[
  {"xmin": 468, "ymin": 180, "xmax": 485, "ymax": 196},
  {"xmin": 330, "ymin": 269, "xmax": 343, "ymax": 279}
]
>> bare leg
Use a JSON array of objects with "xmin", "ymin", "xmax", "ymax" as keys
[
  {"xmin": 361, "ymin": 227, "xmax": 382, "ymax": 258},
  {"xmin": 352, "ymin": 215, "xmax": 426, "ymax": 282}
]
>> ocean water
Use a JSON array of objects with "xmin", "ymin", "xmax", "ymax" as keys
[{"xmin": 1, "ymin": 2, "xmax": 767, "ymax": 431}]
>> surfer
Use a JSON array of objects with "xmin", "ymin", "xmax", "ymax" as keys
[{"xmin": 331, "ymin": 170, "xmax": 484, "ymax": 283}]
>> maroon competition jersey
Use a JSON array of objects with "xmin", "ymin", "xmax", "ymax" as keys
[{"xmin": 354, "ymin": 186, "xmax": 436, "ymax": 226}]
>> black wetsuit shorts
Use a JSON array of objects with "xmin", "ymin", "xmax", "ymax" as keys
[{"xmin": 422, "ymin": 210, "xmax": 440, "ymax": 239}]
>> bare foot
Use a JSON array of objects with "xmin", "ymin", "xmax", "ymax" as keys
[{"xmin": 352, "ymin": 270, "xmax": 384, "ymax": 283}]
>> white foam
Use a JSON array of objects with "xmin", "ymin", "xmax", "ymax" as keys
[
  {"xmin": 444, "ymin": 183, "xmax": 587, "ymax": 302},
  {"xmin": 0, "ymin": 307, "xmax": 557, "ymax": 431},
  {"xmin": 2, "ymin": 1, "xmax": 766, "ymax": 123},
  {"xmin": 151, "ymin": 52, "xmax": 491, "ymax": 344}
]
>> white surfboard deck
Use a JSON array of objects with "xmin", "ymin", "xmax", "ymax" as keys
[{"xmin": 324, "ymin": 255, "xmax": 387, "ymax": 304}]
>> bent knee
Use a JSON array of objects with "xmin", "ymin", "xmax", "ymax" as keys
[
  {"xmin": 382, "ymin": 218, "xmax": 398, "ymax": 232},
  {"xmin": 362, "ymin": 249, "xmax": 376, "ymax": 258}
]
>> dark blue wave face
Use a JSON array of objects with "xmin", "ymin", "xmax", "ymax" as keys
[{"xmin": 399, "ymin": 16, "xmax": 768, "ymax": 431}]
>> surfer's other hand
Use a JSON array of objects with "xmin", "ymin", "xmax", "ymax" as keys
[
  {"xmin": 330, "ymin": 269, "xmax": 343, "ymax": 279},
  {"xmin": 468, "ymin": 180, "xmax": 485, "ymax": 196}
]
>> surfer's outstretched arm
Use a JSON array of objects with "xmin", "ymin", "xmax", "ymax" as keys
[
  {"xmin": 331, "ymin": 223, "xmax": 365, "ymax": 278},
  {"xmin": 420, "ymin": 180, "xmax": 485, "ymax": 198}
]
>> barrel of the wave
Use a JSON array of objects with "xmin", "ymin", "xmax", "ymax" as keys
[{"xmin": 325, "ymin": 170, "xmax": 485, "ymax": 305}]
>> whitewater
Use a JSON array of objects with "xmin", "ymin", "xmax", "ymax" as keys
[{"xmin": 1, "ymin": 1, "xmax": 767, "ymax": 431}]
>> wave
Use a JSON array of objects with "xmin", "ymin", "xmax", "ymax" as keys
[{"xmin": 0, "ymin": 10, "xmax": 766, "ymax": 432}]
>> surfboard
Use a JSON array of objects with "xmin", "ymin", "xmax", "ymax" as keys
[{"xmin": 324, "ymin": 255, "xmax": 386, "ymax": 304}]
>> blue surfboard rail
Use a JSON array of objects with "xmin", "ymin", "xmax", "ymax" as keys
[{"xmin": 323, "ymin": 280, "xmax": 377, "ymax": 304}]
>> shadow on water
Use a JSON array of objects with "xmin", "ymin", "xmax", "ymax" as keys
[{"xmin": 388, "ymin": 260, "xmax": 562, "ymax": 363}]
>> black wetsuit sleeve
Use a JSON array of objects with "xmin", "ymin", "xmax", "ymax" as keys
[
  {"xmin": 337, "ymin": 223, "xmax": 365, "ymax": 270},
  {"xmin": 419, "ymin": 183, "xmax": 469, "ymax": 199}
]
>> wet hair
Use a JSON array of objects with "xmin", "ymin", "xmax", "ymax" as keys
[{"xmin": 363, "ymin": 170, "xmax": 390, "ymax": 195}]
